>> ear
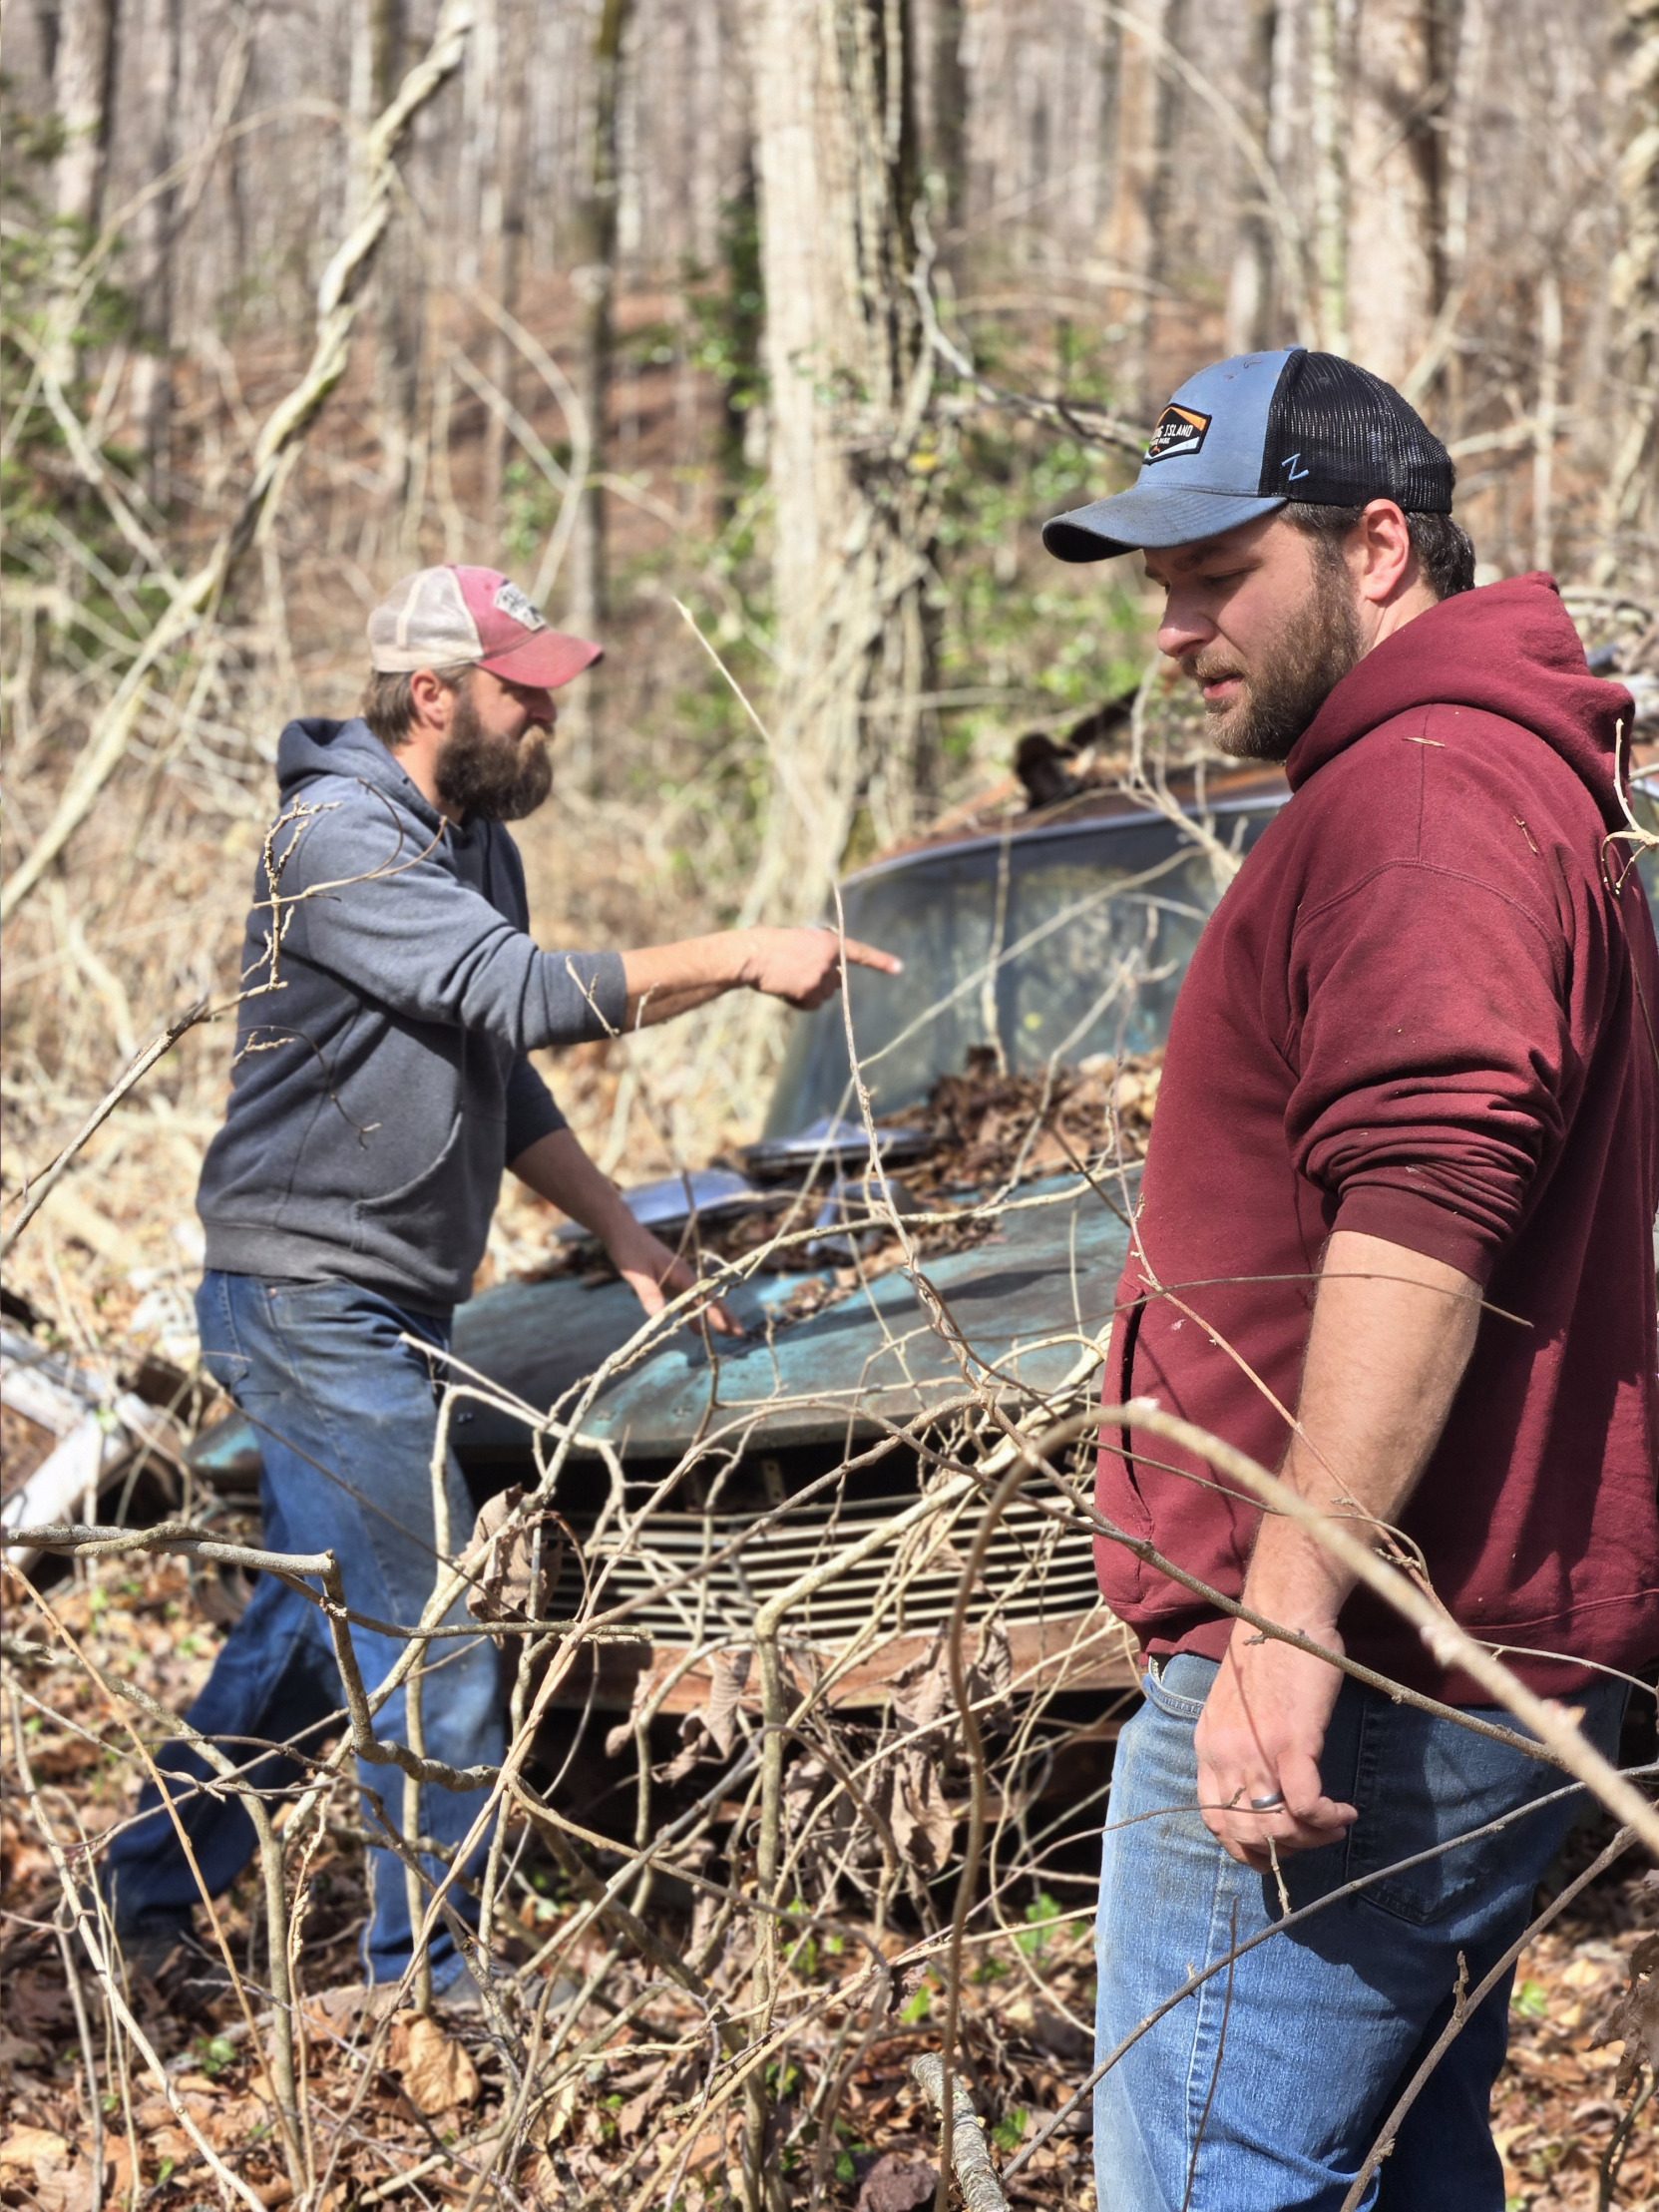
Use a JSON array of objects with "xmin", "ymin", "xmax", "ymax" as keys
[
  {"xmin": 408, "ymin": 667, "xmax": 458, "ymax": 732},
  {"xmin": 1354, "ymin": 501, "xmax": 1415, "ymax": 606}
]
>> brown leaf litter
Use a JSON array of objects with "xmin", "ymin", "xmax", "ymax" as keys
[{"xmin": 515, "ymin": 1049, "xmax": 1162, "ymax": 1323}]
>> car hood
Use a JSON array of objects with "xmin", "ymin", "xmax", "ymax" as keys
[{"xmin": 451, "ymin": 1174, "xmax": 1136, "ymax": 1460}]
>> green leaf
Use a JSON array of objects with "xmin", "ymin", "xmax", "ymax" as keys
[
  {"xmin": 835, "ymin": 2150, "xmax": 856, "ymax": 2184},
  {"xmin": 992, "ymin": 2108, "xmax": 1029, "ymax": 2153},
  {"xmin": 1016, "ymin": 1892, "xmax": 1063, "ymax": 1958},
  {"xmin": 195, "ymin": 2033, "xmax": 238, "ymax": 2077},
  {"xmin": 1510, "ymin": 1980, "xmax": 1549, "ymax": 2019}
]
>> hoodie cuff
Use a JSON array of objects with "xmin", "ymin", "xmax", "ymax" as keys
[
  {"xmin": 1331, "ymin": 1185, "xmax": 1498, "ymax": 1286},
  {"xmin": 579, "ymin": 950, "xmax": 627, "ymax": 1040},
  {"xmin": 534, "ymin": 948, "xmax": 628, "ymax": 1047}
]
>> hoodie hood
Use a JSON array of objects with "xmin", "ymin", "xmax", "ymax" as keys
[
  {"xmin": 275, "ymin": 715, "xmax": 445, "ymax": 833},
  {"xmin": 1286, "ymin": 574, "xmax": 1636, "ymax": 829}
]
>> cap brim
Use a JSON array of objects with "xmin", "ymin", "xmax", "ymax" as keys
[
  {"xmin": 1042, "ymin": 487, "xmax": 1287, "ymax": 562},
  {"xmin": 478, "ymin": 630, "xmax": 605, "ymax": 689}
]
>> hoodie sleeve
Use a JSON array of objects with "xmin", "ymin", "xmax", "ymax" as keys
[
  {"xmin": 266, "ymin": 792, "xmax": 627, "ymax": 1051},
  {"xmin": 504, "ymin": 1056, "xmax": 568, "ymax": 1160},
  {"xmin": 1283, "ymin": 858, "xmax": 1570, "ymax": 1282}
]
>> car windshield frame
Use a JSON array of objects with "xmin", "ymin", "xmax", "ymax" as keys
[{"xmin": 763, "ymin": 791, "xmax": 1291, "ymax": 1138}]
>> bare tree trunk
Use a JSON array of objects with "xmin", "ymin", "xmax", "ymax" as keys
[
  {"xmin": 1438, "ymin": 0, "xmax": 1486, "ymax": 433},
  {"xmin": 748, "ymin": 0, "xmax": 938, "ymax": 927},
  {"xmin": 48, "ymin": 0, "xmax": 120, "ymax": 380},
  {"xmin": 1225, "ymin": 0, "xmax": 1278, "ymax": 354},
  {"xmin": 1309, "ymin": 0, "xmax": 1348, "ymax": 354},
  {"xmin": 1346, "ymin": 0, "xmax": 1446, "ymax": 385},
  {"xmin": 926, "ymin": 0, "xmax": 970, "ymax": 241},
  {"xmin": 480, "ymin": 0, "xmax": 530, "ymax": 528},
  {"xmin": 30, "ymin": 0, "xmax": 63, "ymax": 84},
  {"xmin": 1596, "ymin": 0, "xmax": 1659, "ymax": 583},
  {"xmin": 1100, "ymin": 0, "xmax": 1173, "ymax": 410},
  {"xmin": 366, "ymin": 0, "xmax": 425, "ymax": 535},
  {"xmin": 1531, "ymin": 268, "xmax": 1561, "ymax": 572},
  {"xmin": 52, "ymin": 0, "xmax": 118, "ymax": 233},
  {"xmin": 568, "ymin": 0, "xmax": 635, "ymax": 640},
  {"xmin": 128, "ymin": 0, "xmax": 181, "ymax": 499}
]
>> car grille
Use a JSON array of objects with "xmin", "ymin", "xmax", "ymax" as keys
[{"xmin": 557, "ymin": 1490, "xmax": 1103, "ymax": 1647}]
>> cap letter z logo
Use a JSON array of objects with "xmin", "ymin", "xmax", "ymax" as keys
[
  {"xmin": 1281, "ymin": 452, "xmax": 1310, "ymax": 481},
  {"xmin": 1145, "ymin": 403, "xmax": 1212, "ymax": 464}
]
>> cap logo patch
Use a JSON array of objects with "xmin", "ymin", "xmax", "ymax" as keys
[
  {"xmin": 493, "ymin": 580, "xmax": 547, "ymax": 632},
  {"xmin": 1144, "ymin": 403, "xmax": 1212, "ymax": 465}
]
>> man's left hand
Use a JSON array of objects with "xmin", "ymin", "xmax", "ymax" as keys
[{"xmin": 1193, "ymin": 1623, "xmax": 1357, "ymax": 1870}]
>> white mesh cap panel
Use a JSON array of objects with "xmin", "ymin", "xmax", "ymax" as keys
[{"xmin": 367, "ymin": 569, "xmax": 484, "ymax": 672}]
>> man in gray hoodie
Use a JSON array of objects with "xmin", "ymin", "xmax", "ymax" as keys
[{"xmin": 106, "ymin": 565, "xmax": 897, "ymax": 1995}]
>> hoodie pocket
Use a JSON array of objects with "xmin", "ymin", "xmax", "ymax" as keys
[{"xmin": 351, "ymin": 1108, "xmax": 468, "ymax": 1251}]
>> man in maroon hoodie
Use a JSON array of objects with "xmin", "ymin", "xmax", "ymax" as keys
[{"xmin": 1041, "ymin": 350, "xmax": 1658, "ymax": 2209}]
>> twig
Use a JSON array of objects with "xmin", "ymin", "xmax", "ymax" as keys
[
  {"xmin": 0, "ymin": 1002, "xmax": 212, "ymax": 1255},
  {"xmin": 909, "ymin": 2054, "xmax": 1010, "ymax": 2211}
]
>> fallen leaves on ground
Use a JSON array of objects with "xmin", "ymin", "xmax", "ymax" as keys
[
  {"xmin": 390, "ymin": 2014, "xmax": 482, "ymax": 2115},
  {"xmin": 3, "ymin": 1561, "xmax": 1655, "ymax": 2211},
  {"xmin": 1491, "ymin": 1861, "xmax": 1658, "ymax": 2209}
]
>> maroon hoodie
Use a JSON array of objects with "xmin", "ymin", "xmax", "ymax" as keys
[{"xmin": 1098, "ymin": 575, "xmax": 1659, "ymax": 1702}]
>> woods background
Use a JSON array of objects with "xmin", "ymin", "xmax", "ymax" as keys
[
  {"xmin": 3, "ymin": 0, "xmax": 1657, "ymax": 1354},
  {"xmin": 4, "ymin": 8, "xmax": 1659, "ymax": 2211}
]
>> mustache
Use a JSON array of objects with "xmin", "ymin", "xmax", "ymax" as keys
[{"xmin": 1181, "ymin": 652, "xmax": 1246, "ymax": 685}]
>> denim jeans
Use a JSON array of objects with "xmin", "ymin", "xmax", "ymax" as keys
[
  {"xmin": 105, "ymin": 1272, "xmax": 505, "ymax": 1990},
  {"xmin": 1093, "ymin": 1652, "xmax": 1626, "ymax": 2211}
]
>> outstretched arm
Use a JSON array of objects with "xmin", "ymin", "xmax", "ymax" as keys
[
  {"xmin": 1193, "ymin": 1228, "xmax": 1481, "ymax": 1869},
  {"xmin": 620, "ymin": 927, "xmax": 902, "ymax": 1030},
  {"xmin": 510, "ymin": 1127, "xmax": 743, "ymax": 1336}
]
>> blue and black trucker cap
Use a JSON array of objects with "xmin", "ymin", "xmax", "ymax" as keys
[{"xmin": 1042, "ymin": 347, "xmax": 1454, "ymax": 562}]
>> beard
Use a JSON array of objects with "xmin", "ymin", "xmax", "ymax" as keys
[
  {"xmin": 1183, "ymin": 551, "xmax": 1364, "ymax": 763},
  {"xmin": 434, "ymin": 685, "xmax": 554, "ymax": 821}
]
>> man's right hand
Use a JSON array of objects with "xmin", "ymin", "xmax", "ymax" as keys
[
  {"xmin": 738, "ymin": 926, "xmax": 903, "ymax": 1010},
  {"xmin": 1194, "ymin": 1622, "xmax": 1357, "ymax": 1870}
]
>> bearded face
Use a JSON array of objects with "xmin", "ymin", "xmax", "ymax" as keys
[
  {"xmin": 1182, "ymin": 539, "xmax": 1364, "ymax": 764},
  {"xmin": 433, "ymin": 680, "xmax": 555, "ymax": 821}
]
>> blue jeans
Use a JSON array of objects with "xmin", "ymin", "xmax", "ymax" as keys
[
  {"xmin": 1093, "ymin": 1652, "xmax": 1626, "ymax": 2211},
  {"xmin": 105, "ymin": 1272, "xmax": 505, "ymax": 1989}
]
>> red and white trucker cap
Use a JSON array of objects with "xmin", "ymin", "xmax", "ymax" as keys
[{"xmin": 367, "ymin": 567, "xmax": 603, "ymax": 690}]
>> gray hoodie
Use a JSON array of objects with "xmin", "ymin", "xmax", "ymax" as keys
[{"xmin": 197, "ymin": 716, "xmax": 626, "ymax": 1311}]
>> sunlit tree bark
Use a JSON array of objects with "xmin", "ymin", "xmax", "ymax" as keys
[
  {"xmin": 748, "ymin": 0, "xmax": 940, "ymax": 924},
  {"xmin": 568, "ymin": 0, "xmax": 636, "ymax": 638},
  {"xmin": 1225, "ymin": 0, "xmax": 1278, "ymax": 354},
  {"xmin": 1100, "ymin": 0, "xmax": 1175, "ymax": 411},
  {"xmin": 1596, "ymin": 0, "xmax": 1659, "ymax": 579},
  {"xmin": 46, "ymin": 0, "xmax": 120, "ymax": 381},
  {"xmin": 128, "ymin": 0, "xmax": 181, "ymax": 495},
  {"xmin": 1344, "ymin": 0, "xmax": 1448, "ymax": 385}
]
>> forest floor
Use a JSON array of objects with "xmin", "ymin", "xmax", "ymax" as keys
[{"xmin": 2, "ymin": 1553, "xmax": 1653, "ymax": 2212}]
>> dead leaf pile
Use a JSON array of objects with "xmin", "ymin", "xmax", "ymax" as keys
[
  {"xmin": 784, "ymin": 1624, "xmax": 1016, "ymax": 1894},
  {"xmin": 898, "ymin": 1047, "xmax": 1161, "ymax": 1197},
  {"xmin": 513, "ymin": 1049, "xmax": 1163, "ymax": 1308}
]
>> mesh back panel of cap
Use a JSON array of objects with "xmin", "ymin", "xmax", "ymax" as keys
[{"xmin": 1259, "ymin": 350, "xmax": 1454, "ymax": 512}]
